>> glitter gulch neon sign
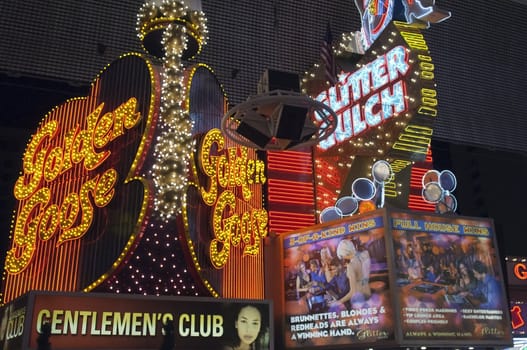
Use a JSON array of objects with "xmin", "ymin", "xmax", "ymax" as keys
[
  {"xmin": 312, "ymin": 21, "xmax": 439, "ymax": 211},
  {"xmin": 315, "ymin": 45, "xmax": 408, "ymax": 151}
]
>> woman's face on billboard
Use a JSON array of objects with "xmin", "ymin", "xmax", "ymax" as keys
[{"xmin": 236, "ymin": 305, "xmax": 261, "ymax": 346}]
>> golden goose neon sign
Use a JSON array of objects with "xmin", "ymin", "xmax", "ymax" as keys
[
  {"xmin": 198, "ymin": 129, "xmax": 268, "ymax": 268},
  {"xmin": 6, "ymin": 98, "xmax": 142, "ymax": 274}
]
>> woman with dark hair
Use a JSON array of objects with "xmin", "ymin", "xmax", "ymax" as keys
[
  {"xmin": 454, "ymin": 261, "xmax": 477, "ymax": 293},
  {"xmin": 223, "ymin": 304, "xmax": 269, "ymax": 350}
]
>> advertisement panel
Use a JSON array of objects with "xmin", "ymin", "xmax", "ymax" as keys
[
  {"xmin": 280, "ymin": 210, "xmax": 395, "ymax": 348},
  {"xmin": 391, "ymin": 211, "xmax": 512, "ymax": 346},
  {"xmin": 270, "ymin": 209, "xmax": 512, "ymax": 349},
  {"xmin": 1, "ymin": 292, "xmax": 272, "ymax": 350},
  {"xmin": 0, "ymin": 293, "xmax": 30, "ymax": 350}
]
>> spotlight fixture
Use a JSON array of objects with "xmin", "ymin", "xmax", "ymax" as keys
[{"xmin": 221, "ymin": 90, "xmax": 338, "ymax": 151}]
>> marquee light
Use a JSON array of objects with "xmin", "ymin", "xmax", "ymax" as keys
[
  {"xmin": 6, "ymin": 98, "xmax": 142, "ymax": 275},
  {"xmin": 198, "ymin": 129, "xmax": 268, "ymax": 269},
  {"xmin": 138, "ymin": 1, "xmax": 208, "ymax": 220},
  {"xmin": 2, "ymin": 52, "xmax": 159, "ymax": 304}
]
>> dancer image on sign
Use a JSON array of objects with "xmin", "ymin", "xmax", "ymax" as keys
[{"xmin": 330, "ymin": 239, "xmax": 371, "ymax": 309}]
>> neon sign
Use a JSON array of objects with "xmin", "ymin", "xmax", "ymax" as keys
[
  {"xmin": 355, "ymin": 0, "xmax": 451, "ymax": 50},
  {"xmin": 315, "ymin": 45, "xmax": 409, "ymax": 150},
  {"xmin": 514, "ymin": 263, "xmax": 527, "ymax": 280},
  {"xmin": 198, "ymin": 129, "xmax": 268, "ymax": 268},
  {"xmin": 7, "ymin": 98, "xmax": 141, "ymax": 274},
  {"xmin": 312, "ymin": 21, "xmax": 439, "ymax": 212},
  {"xmin": 511, "ymin": 305, "xmax": 526, "ymax": 330},
  {"xmin": 2, "ymin": 54, "xmax": 158, "ymax": 304}
]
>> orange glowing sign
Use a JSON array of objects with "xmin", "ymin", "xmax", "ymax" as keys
[
  {"xmin": 514, "ymin": 263, "xmax": 527, "ymax": 280},
  {"xmin": 198, "ymin": 129, "xmax": 268, "ymax": 268},
  {"xmin": 2, "ymin": 53, "xmax": 159, "ymax": 303},
  {"xmin": 8, "ymin": 99, "xmax": 140, "ymax": 274}
]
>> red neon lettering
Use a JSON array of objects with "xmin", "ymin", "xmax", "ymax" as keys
[
  {"xmin": 514, "ymin": 263, "xmax": 527, "ymax": 280},
  {"xmin": 511, "ymin": 305, "xmax": 525, "ymax": 330}
]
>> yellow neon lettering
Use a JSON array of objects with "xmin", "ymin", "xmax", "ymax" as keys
[
  {"xmin": 38, "ymin": 204, "xmax": 59, "ymax": 241},
  {"xmin": 6, "ymin": 187, "xmax": 50, "ymax": 273},
  {"xmin": 199, "ymin": 129, "xmax": 222, "ymax": 206},
  {"xmin": 210, "ymin": 191, "xmax": 236, "ymax": 268},
  {"xmin": 199, "ymin": 128, "xmax": 268, "ymax": 268},
  {"xmin": 14, "ymin": 121, "xmax": 57, "ymax": 200},
  {"xmin": 8, "ymin": 95, "xmax": 141, "ymax": 273}
]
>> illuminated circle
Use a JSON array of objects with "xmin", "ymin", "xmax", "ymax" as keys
[
  {"xmin": 372, "ymin": 160, "xmax": 392, "ymax": 183},
  {"xmin": 320, "ymin": 207, "xmax": 343, "ymax": 223},
  {"xmin": 439, "ymin": 170, "xmax": 457, "ymax": 192},
  {"xmin": 422, "ymin": 182, "xmax": 443, "ymax": 203},
  {"xmin": 335, "ymin": 196, "xmax": 359, "ymax": 216},
  {"xmin": 422, "ymin": 169, "xmax": 440, "ymax": 187},
  {"xmin": 437, "ymin": 194, "xmax": 457, "ymax": 214},
  {"xmin": 352, "ymin": 178, "xmax": 376, "ymax": 201}
]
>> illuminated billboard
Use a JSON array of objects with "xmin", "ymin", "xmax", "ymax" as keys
[
  {"xmin": 267, "ymin": 208, "xmax": 512, "ymax": 349},
  {"xmin": 2, "ymin": 53, "xmax": 160, "ymax": 303},
  {"xmin": 0, "ymin": 291, "xmax": 272, "ymax": 350},
  {"xmin": 391, "ymin": 212, "xmax": 511, "ymax": 347},
  {"xmin": 312, "ymin": 21, "xmax": 439, "ymax": 213},
  {"xmin": 2, "ymin": 57, "xmax": 268, "ymax": 302},
  {"xmin": 276, "ymin": 210, "xmax": 394, "ymax": 348}
]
